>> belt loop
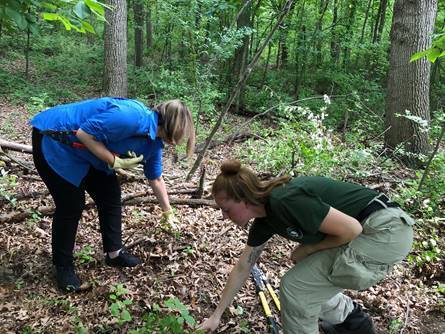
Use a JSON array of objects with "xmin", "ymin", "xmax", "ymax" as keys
[
  {"xmin": 372, "ymin": 197, "xmax": 388, "ymax": 209},
  {"xmin": 366, "ymin": 194, "xmax": 389, "ymax": 208}
]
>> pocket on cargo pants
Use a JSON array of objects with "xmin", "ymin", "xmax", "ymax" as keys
[{"xmin": 328, "ymin": 246, "xmax": 391, "ymax": 291}]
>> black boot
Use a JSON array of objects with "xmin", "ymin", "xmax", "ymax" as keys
[
  {"xmin": 321, "ymin": 302, "xmax": 375, "ymax": 334},
  {"xmin": 55, "ymin": 266, "xmax": 81, "ymax": 293},
  {"xmin": 105, "ymin": 248, "xmax": 143, "ymax": 267}
]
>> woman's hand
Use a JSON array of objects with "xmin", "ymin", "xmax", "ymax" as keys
[
  {"xmin": 290, "ymin": 244, "xmax": 313, "ymax": 264},
  {"xmin": 160, "ymin": 210, "xmax": 179, "ymax": 230},
  {"xmin": 197, "ymin": 315, "xmax": 221, "ymax": 333}
]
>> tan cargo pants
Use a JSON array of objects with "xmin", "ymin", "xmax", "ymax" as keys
[{"xmin": 280, "ymin": 207, "xmax": 414, "ymax": 334}]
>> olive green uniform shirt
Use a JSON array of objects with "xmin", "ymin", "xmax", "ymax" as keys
[{"xmin": 247, "ymin": 176, "xmax": 379, "ymax": 246}]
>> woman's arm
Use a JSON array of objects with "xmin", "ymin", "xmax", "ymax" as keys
[
  {"xmin": 197, "ymin": 243, "xmax": 266, "ymax": 333},
  {"xmin": 76, "ymin": 128, "xmax": 115, "ymax": 165},
  {"xmin": 291, "ymin": 207, "xmax": 362, "ymax": 263},
  {"xmin": 148, "ymin": 176, "xmax": 171, "ymax": 212}
]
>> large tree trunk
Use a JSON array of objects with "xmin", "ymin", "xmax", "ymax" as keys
[
  {"xmin": 133, "ymin": 0, "xmax": 144, "ymax": 67},
  {"xmin": 103, "ymin": 0, "xmax": 128, "ymax": 97},
  {"xmin": 384, "ymin": 0, "xmax": 437, "ymax": 166}
]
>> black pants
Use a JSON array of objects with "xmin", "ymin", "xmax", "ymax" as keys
[{"xmin": 32, "ymin": 129, "xmax": 122, "ymax": 266}]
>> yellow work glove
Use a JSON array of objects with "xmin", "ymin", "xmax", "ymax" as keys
[
  {"xmin": 160, "ymin": 210, "xmax": 179, "ymax": 230},
  {"xmin": 111, "ymin": 152, "xmax": 143, "ymax": 170}
]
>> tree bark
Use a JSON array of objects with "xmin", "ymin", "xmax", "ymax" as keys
[
  {"xmin": 145, "ymin": 3, "xmax": 153, "ymax": 49},
  {"xmin": 372, "ymin": 0, "xmax": 388, "ymax": 43},
  {"xmin": 232, "ymin": 0, "xmax": 251, "ymax": 114},
  {"xmin": 314, "ymin": 0, "xmax": 329, "ymax": 65},
  {"xmin": 342, "ymin": 0, "xmax": 358, "ymax": 69},
  {"xmin": 133, "ymin": 0, "xmax": 144, "ymax": 67},
  {"xmin": 359, "ymin": 0, "xmax": 373, "ymax": 44},
  {"xmin": 103, "ymin": 0, "xmax": 128, "ymax": 97},
  {"xmin": 384, "ymin": 0, "xmax": 437, "ymax": 166},
  {"xmin": 330, "ymin": 0, "xmax": 340, "ymax": 64}
]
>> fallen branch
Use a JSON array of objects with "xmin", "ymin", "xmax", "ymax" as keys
[
  {"xmin": 0, "ymin": 196, "xmax": 216, "ymax": 224},
  {"xmin": 0, "ymin": 138, "xmax": 33, "ymax": 154},
  {"xmin": 124, "ymin": 196, "xmax": 216, "ymax": 208},
  {"xmin": 194, "ymin": 132, "xmax": 253, "ymax": 153},
  {"xmin": 0, "ymin": 189, "xmax": 50, "ymax": 205}
]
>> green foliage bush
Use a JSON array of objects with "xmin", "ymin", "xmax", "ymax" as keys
[{"xmin": 239, "ymin": 103, "xmax": 387, "ymax": 179}]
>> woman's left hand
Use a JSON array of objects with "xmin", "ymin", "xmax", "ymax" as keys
[{"xmin": 290, "ymin": 244, "xmax": 313, "ymax": 264}]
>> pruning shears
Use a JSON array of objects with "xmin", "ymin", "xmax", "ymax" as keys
[{"xmin": 250, "ymin": 264, "xmax": 281, "ymax": 334}]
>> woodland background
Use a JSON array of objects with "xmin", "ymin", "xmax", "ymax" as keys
[{"xmin": 0, "ymin": 0, "xmax": 444, "ymax": 333}]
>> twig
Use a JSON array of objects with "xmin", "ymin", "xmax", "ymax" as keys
[
  {"xmin": 399, "ymin": 299, "xmax": 410, "ymax": 334},
  {"xmin": 418, "ymin": 122, "xmax": 444, "ymax": 191},
  {"xmin": 0, "ymin": 152, "xmax": 35, "ymax": 172}
]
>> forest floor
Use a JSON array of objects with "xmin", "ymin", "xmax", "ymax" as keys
[{"xmin": 0, "ymin": 98, "xmax": 444, "ymax": 334}]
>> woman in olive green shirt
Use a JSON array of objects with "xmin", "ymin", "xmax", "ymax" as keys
[{"xmin": 198, "ymin": 160, "xmax": 414, "ymax": 334}]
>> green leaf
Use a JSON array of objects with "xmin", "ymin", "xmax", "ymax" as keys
[
  {"xmin": 410, "ymin": 49, "xmax": 429, "ymax": 62},
  {"xmin": 426, "ymin": 47, "xmax": 442, "ymax": 63},
  {"xmin": 81, "ymin": 20, "xmax": 95, "ymax": 33},
  {"xmin": 433, "ymin": 34, "xmax": 445, "ymax": 48},
  {"xmin": 109, "ymin": 303, "xmax": 120, "ymax": 316},
  {"xmin": 5, "ymin": 6, "xmax": 27, "ymax": 30},
  {"xmin": 28, "ymin": 22, "xmax": 39, "ymax": 34},
  {"xmin": 183, "ymin": 314, "xmax": 196, "ymax": 326},
  {"xmin": 121, "ymin": 309, "xmax": 132, "ymax": 322},
  {"xmin": 42, "ymin": 12, "xmax": 59, "ymax": 21},
  {"xmin": 42, "ymin": 2, "xmax": 58, "ymax": 10},
  {"xmin": 74, "ymin": 1, "xmax": 89, "ymax": 19},
  {"xmin": 85, "ymin": 0, "xmax": 105, "ymax": 16},
  {"xmin": 59, "ymin": 15, "xmax": 72, "ymax": 30}
]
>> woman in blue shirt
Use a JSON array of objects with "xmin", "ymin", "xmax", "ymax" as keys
[{"xmin": 31, "ymin": 97, "xmax": 195, "ymax": 292}]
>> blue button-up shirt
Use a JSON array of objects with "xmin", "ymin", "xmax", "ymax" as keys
[{"xmin": 31, "ymin": 97, "xmax": 163, "ymax": 187}]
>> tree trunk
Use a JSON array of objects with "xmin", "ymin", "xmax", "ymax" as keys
[
  {"xmin": 314, "ymin": 0, "xmax": 329, "ymax": 65},
  {"xmin": 103, "ymin": 0, "xmax": 128, "ymax": 97},
  {"xmin": 25, "ymin": 27, "xmax": 30, "ymax": 80},
  {"xmin": 146, "ymin": 5, "xmax": 153, "ymax": 49},
  {"xmin": 342, "ymin": 0, "xmax": 358, "ymax": 69},
  {"xmin": 134, "ymin": 0, "xmax": 144, "ymax": 67},
  {"xmin": 384, "ymin": 0, "xmax": 437, "ymax": 166},
  {"xmin": 278, "ymin": 2, "xmax": 296, "ymax": 68},
  {"xmin": 360, "ymin": 0, "xmax": 373, "ymax": 44},
  {"xmin": 373, "ymin": 0, "xmax": 388, "ymax": 43},
  {"xmin": 330, "ymin": 0, "xmax": 340, "ymax": 64},
  {"xmin": 376, "ymin": 0, "xmax": 388, "ymax": 42},
  {"xmin": 233, "ymin": 0, "xmax": 251, "ymax": 114},
  {"xmin": 260, "ymin": 43, "xmax": 272, "ymax": 88},
  {"xmin": 294, "ymin": 24, "xmax": 306, "ymax": 98}
]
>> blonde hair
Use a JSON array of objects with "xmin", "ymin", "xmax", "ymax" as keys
[
  {"xmin": 155, "ymin": 99, "xmax": 195, "ymax": 157},
  {"xmin": 212, "ymin": 160, "xmax": 291, "ymax": 205}
]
